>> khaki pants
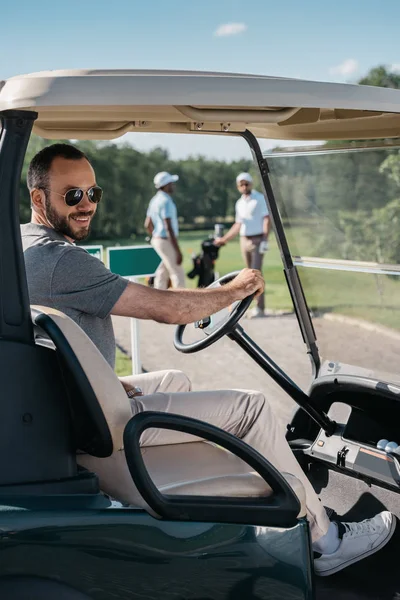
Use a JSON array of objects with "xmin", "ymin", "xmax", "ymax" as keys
[
  {"xmin": 151, "ymin": 237, "xmax": 186, "ymax": 289},
  {"xmin": 240, "ymin": 235, "xmax": 265, "ymax": 310},
  {"xmin": 121, "ymin": 369, "xmax": 330, "ymax": 542}
]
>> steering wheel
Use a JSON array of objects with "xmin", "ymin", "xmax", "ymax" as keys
[{"xmin": 174, "ymin": 271, "xmax": 255, "ymax": 354}]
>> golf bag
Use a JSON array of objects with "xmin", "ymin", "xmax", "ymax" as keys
[{"xmin": 187, "ymin": 237, "xmax": 221, "ymax": 288}]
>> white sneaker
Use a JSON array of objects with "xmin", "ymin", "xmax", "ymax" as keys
[
  {"xmin": 314, "ymin": 511, "xmax": 396, "ymax": 577},
  {"xmin": 248, "ymin": 306, "xmax": 265, "ymax": 319}
]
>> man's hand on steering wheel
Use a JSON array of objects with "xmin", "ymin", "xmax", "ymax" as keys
[
  {"xmin": 174, "ymin": 269, "xmax": 265, "ymax": 354},
  {"xmin": 226, "ymin": 268, "xmax": 265, "ymax": 301}
]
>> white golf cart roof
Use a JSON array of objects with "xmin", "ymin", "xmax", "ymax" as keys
[{"xmin": 1, "ymin": 69, "xmax": 400, "ymax": 141}]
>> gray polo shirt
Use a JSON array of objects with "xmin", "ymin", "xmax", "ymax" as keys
[{"xmin": 21, "ymin": 223, "xmax": 128, "ymax": 368}]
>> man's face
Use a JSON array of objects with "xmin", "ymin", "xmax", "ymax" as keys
[
  {"xmin": 162, "ymin": 182, "xmax": 175, "ymax": 194},
  {"xmin": 237, "ymin": 179, "xmax": 252, "ymax": 195},
  {"xmin": 44, "ymin": 157, "xmax": 98, "ymax": 241}
]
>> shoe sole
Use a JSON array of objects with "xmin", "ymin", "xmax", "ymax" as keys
[{"xmin": 315, "ymin": 516, "xmax": 397, "ymax": 577}]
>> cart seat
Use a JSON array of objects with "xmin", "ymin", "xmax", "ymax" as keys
[{"xmin": 31, "ymin": 305, "xmax": 306, "ymax": 518}]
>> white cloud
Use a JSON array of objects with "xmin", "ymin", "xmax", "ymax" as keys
[
  {"xmin": 329, "ymin": 58, "xmax": 359, "ymax": 77},
  {"xmin": 391, "ymin": 63, "xmax": 400, "ymax": 73},
  {"xmin": 214, "ymin": 23, "xmax": 247, "ymax": 37}
]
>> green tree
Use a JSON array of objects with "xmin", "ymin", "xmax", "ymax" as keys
[
  {"xmin": 19, "ymin": 135, "xmax": 253, "ymax": 240},
  {"xmin": 268, "ymin": 64, "xmax": 400, "ymax": 259},
  {"xmin": 358, "ymin": 65, "xmax": 400, "ymax": 89}
]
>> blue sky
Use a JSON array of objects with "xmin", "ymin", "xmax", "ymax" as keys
[{"xmin": 2, "ymin": 0, "xmax": 400, "ymax": 160}]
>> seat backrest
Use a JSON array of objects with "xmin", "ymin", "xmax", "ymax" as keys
[{"xmin": 31, "ymin": 305, "xmax": 132, "ymax": 457}]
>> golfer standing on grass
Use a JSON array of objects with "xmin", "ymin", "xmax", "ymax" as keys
[
  {"xmin": 145, "ymin": 171, "xmax": 185, "ymax": 289},
  {"xmin": 215, "ymin": 172, "xmax": 270, "ymax": 318}
]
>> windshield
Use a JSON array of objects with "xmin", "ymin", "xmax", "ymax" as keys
[{"xmin": 267, "ymin": 143, "xmax": 400, "ymax": 380}]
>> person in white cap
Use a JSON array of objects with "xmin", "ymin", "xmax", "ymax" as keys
[
  {"xmin": 145, "ymin": 171, "xmax": 185, "ymax": 289},
  {"xmin": 215, "ymin": 172, "xmax": 270, "ymax": 317}
]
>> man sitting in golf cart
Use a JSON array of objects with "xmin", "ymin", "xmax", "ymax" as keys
[{"xmin": 21, "ymin": 142, "xmax": 396, "ymax": 577}]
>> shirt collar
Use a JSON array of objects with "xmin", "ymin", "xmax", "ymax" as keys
[
  {"xmin": 241, "ymin": 191, "xmax": 255, "ymax": 200},
  {"xmin": 157, "ymin": 190, "xmax": 171, "ymax": 199},
  {"xmin": 24, "ymin": 223, "xmax": 74, "ymax": 245}
]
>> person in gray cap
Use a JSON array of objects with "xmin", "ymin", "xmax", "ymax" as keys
[
  {"xmin": 145, "ymin": 171, "xmax": 185, "ymax": 289},
  {"xmin": 215, "ymin": 172, "xmax": 270, "ymax": 317}
]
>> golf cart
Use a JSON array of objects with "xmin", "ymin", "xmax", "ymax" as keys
[{"xmin": 1, "ymin": 70, "xmax": 400, "ymax": 599}]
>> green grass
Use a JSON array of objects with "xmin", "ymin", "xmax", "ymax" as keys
[
  {"xmin": 115, "ymin": 348, "xmax": 132, "ymax": 377},
  {"xmin": 297, "ymin": 267, "xmax": 400, "ymax": 330},
  {"xmin": 179, "ymin": 229, "xmax": 400, "ymax": 329}
]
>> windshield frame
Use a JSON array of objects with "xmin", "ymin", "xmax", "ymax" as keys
[{"xmin": 241, "ymin": 130, "xmax": 320, "ymax": 375}]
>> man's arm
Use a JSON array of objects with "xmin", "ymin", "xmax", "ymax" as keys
[
  {"xmin": 111, "ymin": 268, "xmax": 264, "ymax": 324},
  {"xmin": 164, "ymin": 217, "xmax": 183, "ymax": 265},
  {"xmin": 263, "ymin": 215, "xmax": 271, "ymax": 239},
  {"xmin": 144, "ymin": 216, "xmax": 154, "ymax": 235},
  {"xmin": 215, "ymin": 222, "xmax": 241, "ymax": 246}
]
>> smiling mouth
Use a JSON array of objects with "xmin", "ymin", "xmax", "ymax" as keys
[{"xmin": 71, "ymin": 215, "xmax": 92, "ymax": 224}]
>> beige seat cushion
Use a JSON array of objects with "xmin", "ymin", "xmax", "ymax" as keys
[
  {"xmin": 78, "ymin": 442, "xmax": 307, "ymax": 518},
  {"xmin": 32, "ymin": 305, "xmax": 306, "ymax": 521}
]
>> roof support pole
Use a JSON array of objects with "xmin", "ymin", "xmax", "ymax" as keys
[
  {"xmin": 0, "ymin": 110, "xmax": 37, "ymax": 343},
  {"xmin": 0, "ymin": 111, "xmax": 81, "ymax": 489}
]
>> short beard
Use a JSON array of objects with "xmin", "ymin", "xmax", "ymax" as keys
[{"xmin": 45, "ymin": 195, "xmax": 92, "ymax": 241}]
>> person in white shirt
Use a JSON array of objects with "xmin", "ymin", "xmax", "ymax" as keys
[
  {"xmin": 145, "ymin": 171, "xmax": 185, "ymax": 289},
  {"xmin": 215, "ymin": 172, "xmax": 270, "ymax": 317}
]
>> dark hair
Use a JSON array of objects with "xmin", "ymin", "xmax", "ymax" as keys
[{"xmin": 27, "ymin": 143, "xmax": 89, "ymax": 191}]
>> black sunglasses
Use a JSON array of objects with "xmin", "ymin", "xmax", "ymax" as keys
[{"xmin": 42, "ymin": 186, "xmax": 103, "ymax": 207}]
